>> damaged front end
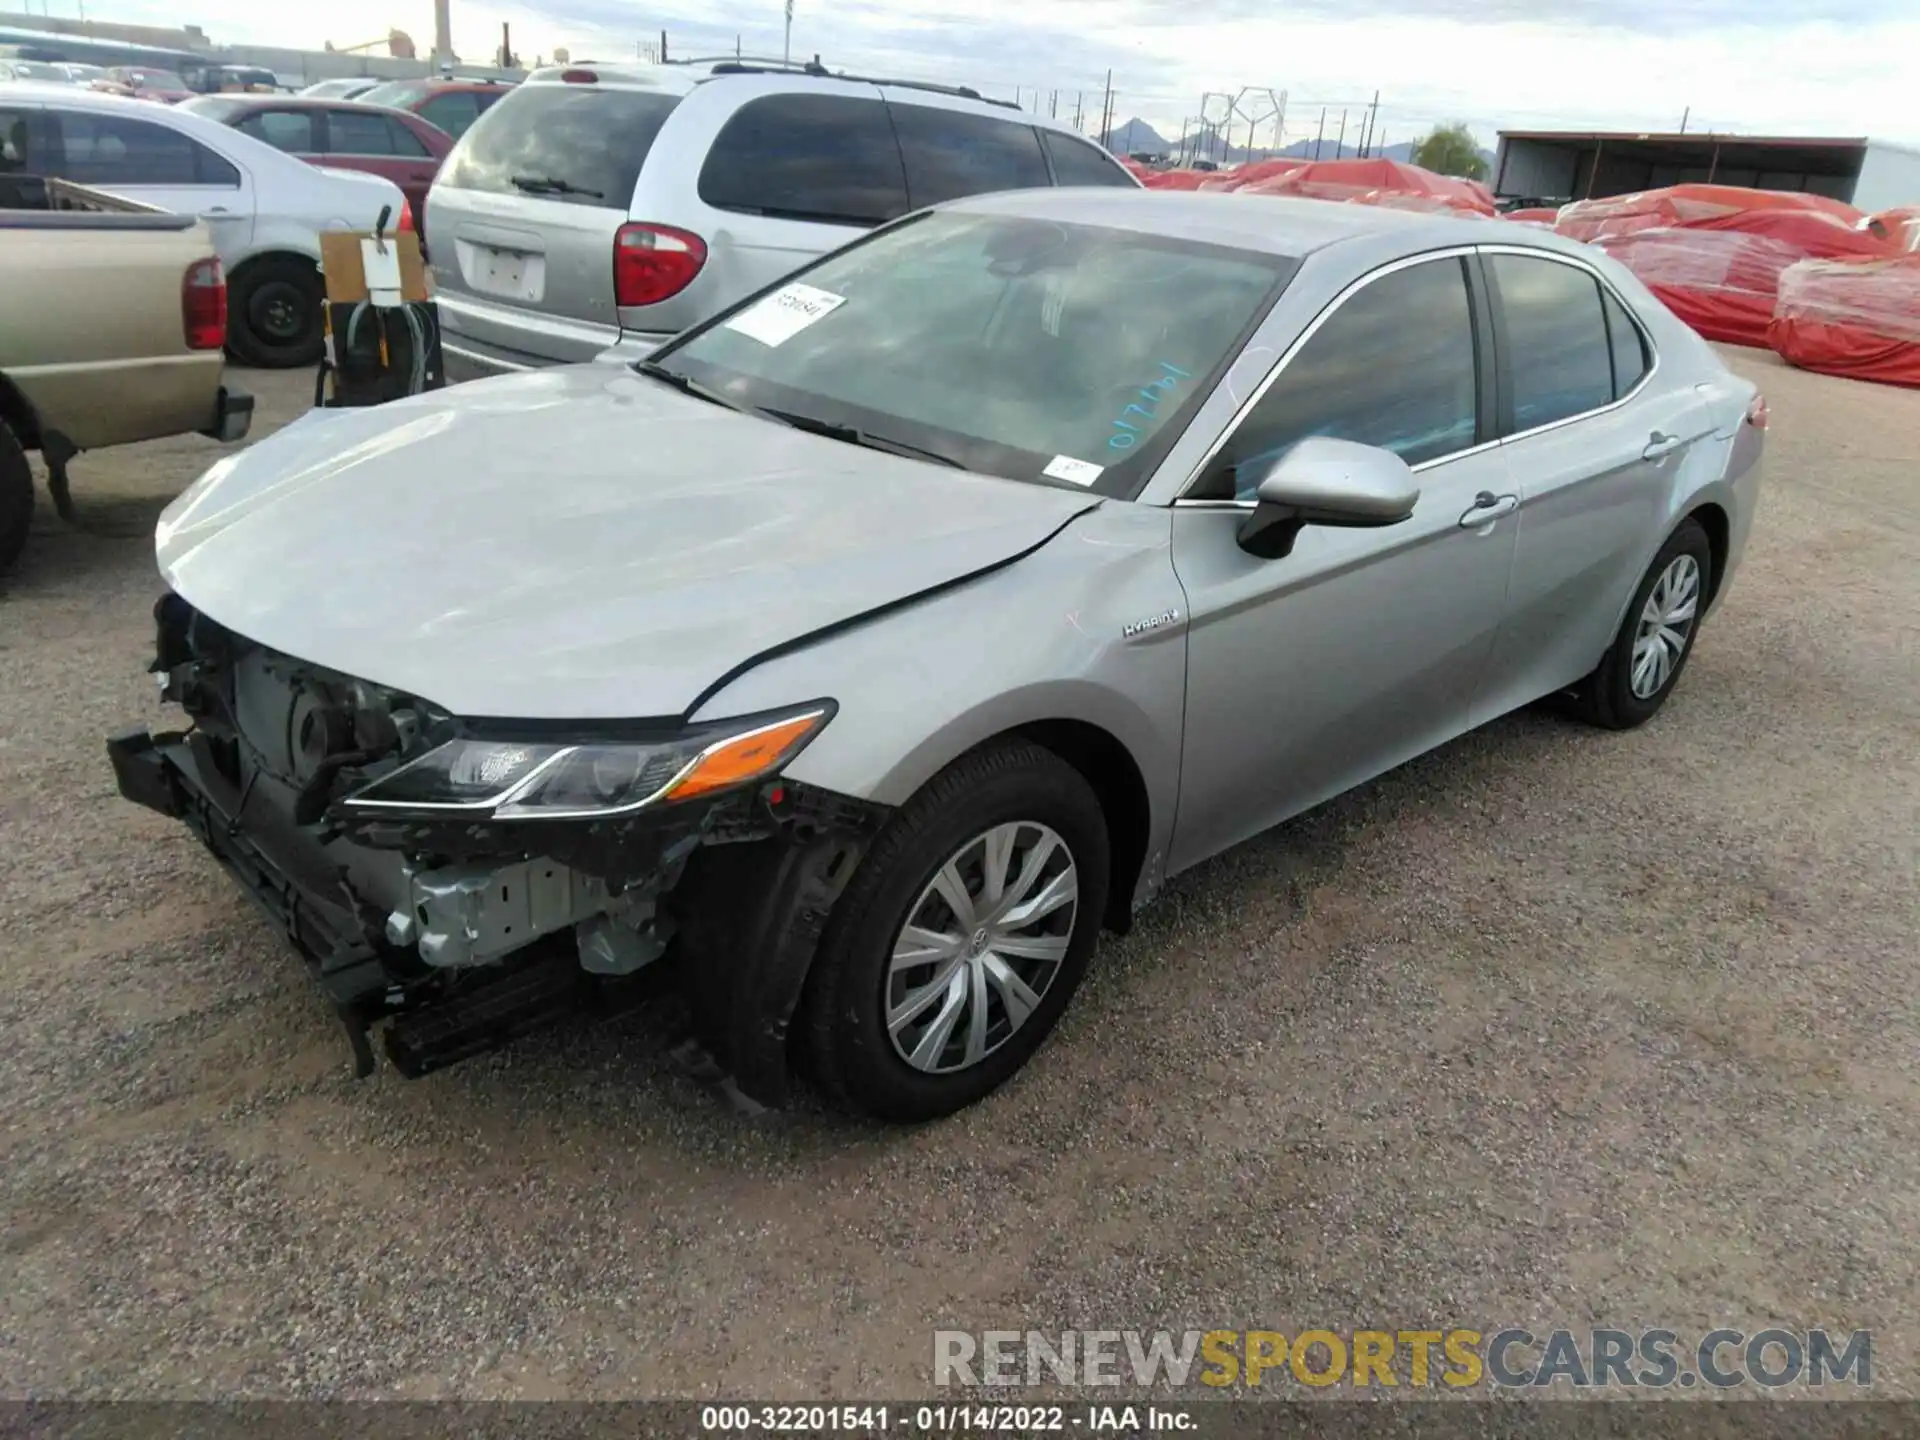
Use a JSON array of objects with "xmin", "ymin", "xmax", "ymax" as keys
[{"xmin": 106, "ymin": 592, "xmax": 887, "ymax": 1105}]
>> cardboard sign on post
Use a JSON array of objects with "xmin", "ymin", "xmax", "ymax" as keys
[
  {"xmin": 317, "ymin": 229, "xmax": 442, "ymax": 407},
  {"xmin": 319, "ymin": 229, "xmax": 430, "ymax": 305}
]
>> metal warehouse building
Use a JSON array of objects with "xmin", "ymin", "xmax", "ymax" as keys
[{"xmin": 1492, "ymin": 131, "xmax": 1920, "ymax": 211}]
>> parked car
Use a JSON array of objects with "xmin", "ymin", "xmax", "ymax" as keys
[
  {"xmin": 424, "ymin": 59, "xmax": 1141, "ymax": 380},
  {"xmin": 195, "ymin": 65, "xmax": 283, "ymax": 95},
  {"xmin": 0, "ymin": 59, "xmax": 77, "ymax": 85},
  {"xmin": 56, "ymin": 63, "xmax": 110, "ymax": 86},
  {"xmin": 0, "ymin": 85, "xmax": 405, "ymax": 366},
  {"xmin": 0, "ymin": 176, "xmax": 250, "ymax": 571},
  {"xmin": 302, "ymin": 77, "xmax": 381, "ymax": 101},
  {"xmin": 355, "ymin": 75, "xmax": 511, "ymax": 141},
  {"xmin": 104, "ymin": 67, "xmax": 195, "ymax": 103},
  {"xmin": 180, "ymin": 95, "xmax": 450, "ymax": 234},
  {"xmin": 107, "ymin": 194, "xmax": 1765, "ymax": 1121}
]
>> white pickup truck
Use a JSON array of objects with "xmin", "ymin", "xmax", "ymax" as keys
[{"xmin": 0, "ymin": 176, "xmax": 252, "ymax": 572}]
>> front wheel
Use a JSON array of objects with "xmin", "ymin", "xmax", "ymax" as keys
[
  {"xmin": 1564, "ymin": 517, "xmax": 1713, "ymax": 730},
  {"xmin": 227, "ymin": 256, "xmax": 324, "ymax": 368},
  {"xmin": 800, "ymin": 740, "xmax": 1110, "ymax": 1122}
]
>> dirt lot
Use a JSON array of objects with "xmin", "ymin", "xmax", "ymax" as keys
[{"xmin": 1, "ymin": 353, "xmax": 1915, "ymax": 1400}]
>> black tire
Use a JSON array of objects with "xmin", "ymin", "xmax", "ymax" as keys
[
  {"xmin": 1563, "ymin": 517, "xmax": 1713, "ymax": 730},
  {"xmin": 800, "ymin": 740, "xmax": 1110, "ymax": 1123},
  {"xmin": 0, "ymin": 419, "xmax": 33, "ymax": 575},
  {"xmin": 227, "ymin": 256, "xmax": 324, "ymax": 368}
]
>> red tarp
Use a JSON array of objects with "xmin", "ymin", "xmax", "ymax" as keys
[
  {"xmin": 1502, "ymin": 207, "xmax": 1561, "ymax": 225},
  {"xmin": 1593, "ymin": 208, "xmax": 1893, "ymax": 347},
  {"xmin": 1769, "ymin": 255, "xmax": 1920, "ymax": 388},
  {"xmin": 1864, "ymin": 205, "xmax": 1920, "ymax": 252},
  {"xmin": 1191, "ymin": 157, "xmax": 1309, "ymax": 193},
  {"xmin": 1239, "ymin": 157, "xmax": 1496, "ymax": 215},
  {"xmin": 1555, "ymin": 183, "xmax": 1864, "ymax": 243},
  {"xmin": 1139, "ymin": 169, "xmax": 1210, "ymax": 190}
]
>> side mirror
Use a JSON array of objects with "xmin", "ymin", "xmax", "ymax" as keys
[{"xmin": 1234, "ymin": 437, "xmax": 1421, "ymax": 559}]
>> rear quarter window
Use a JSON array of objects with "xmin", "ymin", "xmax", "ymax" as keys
[
  {"xmin": 439, "ymin": 84, "xmax": 682, "ymax": 208},
  {"xmin": 1040, "ymin": 130, "xmax": 1136, "ymax": 187},
  {"xmin": 698, "ymin": 92, "xmax": 908, "ymax": 227}
]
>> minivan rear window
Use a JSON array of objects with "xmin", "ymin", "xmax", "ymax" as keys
[{"xmin": 439, "ymin": 84, "xmax": 681, "ymax": 208}]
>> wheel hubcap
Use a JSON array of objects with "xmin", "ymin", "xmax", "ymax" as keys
[
  {"xmin": 251, "ymin": 283, "xmax": 307, "ymax": 342},
  {"xmin": 1630, "ymin": 553, "xmax": 1701, "ymax": 699},
  {"xmin": 885, "ymin": 821, "xmax": 1078, "ymax": 1075}
]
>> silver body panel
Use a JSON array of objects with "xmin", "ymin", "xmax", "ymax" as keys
[{"xmin": 163, "ymin": 193, "xmax": 1764, "ymax": 906}]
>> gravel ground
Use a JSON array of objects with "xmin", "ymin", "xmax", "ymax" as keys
[{"xmin": 0, "ymin": 353, "xmax": 1915, "ymax": 1400}]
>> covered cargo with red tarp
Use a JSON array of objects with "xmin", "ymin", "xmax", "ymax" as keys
[
  {"xmin": 1140, "ymin": 169, "xmax": 1210, "ymax": 190},
  {"xmin": 1503, "ymin": 207, "xmax": 1561, "ymax": 225},
  {"xmin": 1194, "ymin": 158, "xmax": 1309, "ymax": 192},
  {"xmin": 1864, "ymin": 206, "xmax": 1920, "ymax": 252},
  {"xmin": 1592, "ymin": 208, "xmax": 1893, "ymax": 347},
  {"xmin": 1555, "ymin": 183, "xmax": 1864, "ymax": 243},
  {"xmin": 1769, "ymin": 256, "xmax": 1920, "ymax": 388},
  {"xmin": 1240, "ymin": 157, "xmax": 1496, "ymax": 214}
]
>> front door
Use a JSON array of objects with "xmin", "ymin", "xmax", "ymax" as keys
[{"xmin": 1169, "ymin": 252, "xmax": 1520, "ymax": 871}]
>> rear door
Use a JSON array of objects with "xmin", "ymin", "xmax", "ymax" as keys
[
  {"xmin": 664, "ymin": 85, "xmax": 910, "ymax": 338},
  {"xmin": 1476, "ymin": 246, "xmax": 1716, "ymax": 716},
  {"xmin": 426, "ymin": 79, "xmax": 684, "ymax": 366},
  {"xmin": 44, "ymin": 106, "xmax": 254, "ymax": 252},
  {"xmin": 880, "ymin": 94, "xmax": 1051, "ymax": 207},
  {"xmin": 320, "ymin": 107, "xmax": 438, "ymax": 212}
]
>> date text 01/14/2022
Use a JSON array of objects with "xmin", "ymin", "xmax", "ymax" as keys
[
  {"xmin": 1109, "ymin": 362, "xmax": 1191, "ymax": 451},
  {"xmin": 698, "ymin": 1405, "xmax": 1199, "ymax": 1432}
]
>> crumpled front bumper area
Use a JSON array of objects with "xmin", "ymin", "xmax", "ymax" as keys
[{"xmin": 106, "ymin": 720, "xmax": 888, "ymax": 1102}]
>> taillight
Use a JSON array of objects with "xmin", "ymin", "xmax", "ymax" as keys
[
  {"xmin": 398, "ymin": 196, "xmax": 416, "ymax": 232},
  {"xmin": 560, "ymin": 68, "xmax": 598, "ymax": 83},
  {"xmin": 1745, "ymin": 393, "xmax": 1769, "ymax": 430},
  {"xmin": 182, "ymin": 257, "xmax": 226, "ymax": 351},
  {"xmin": 614, "ymin": 223, "xmax": 706, "ymax": 307}
]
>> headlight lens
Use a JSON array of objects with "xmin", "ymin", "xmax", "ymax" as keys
[{"xmin": 342, "ymin": 706, "xmax": 831, "ymax": 819}]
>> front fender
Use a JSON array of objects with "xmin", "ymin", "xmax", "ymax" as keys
[{"xmin": 689, "ymin": 501, "xmax": 1189, "ymax": 909}]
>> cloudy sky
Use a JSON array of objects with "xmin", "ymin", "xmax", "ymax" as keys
[{"xmin": 90, "ymin": 0, "xmax": 1920, "ymax": 147}]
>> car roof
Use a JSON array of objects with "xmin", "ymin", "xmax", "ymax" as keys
[
  {"xmin": 945, "ymin": 188, "xmax": 1586, "ymax": 260},
  {"xmin": 203, "ymin": 94, "xmax": 415, "ymax": 114}
]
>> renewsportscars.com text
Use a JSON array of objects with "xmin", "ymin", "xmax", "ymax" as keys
[{"xmin": 933, "ymin": 1328, "xmax": 1872, "ymax": 1390}]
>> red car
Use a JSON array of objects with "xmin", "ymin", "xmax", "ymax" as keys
[
  {"xmin": 178, "ymin": 95, "xmax": 453, "ymax": 229},
  {"xmin": 352, "ymin": 76, "xmax": 513, "ymax": 142},
  {"xmin": 103, "ymin": 66, "xmax": 195, "ymax": 103}
]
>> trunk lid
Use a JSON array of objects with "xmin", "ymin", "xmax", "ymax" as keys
[{"xmin": 157, "ymin": 363, "xmax": 1099, "ymax": 719}]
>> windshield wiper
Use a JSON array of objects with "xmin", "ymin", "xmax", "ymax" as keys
[
  {"xmin": 510, "ymin": 174, "xmax": 604, "ymax": 198},
  {"xmin": 632, "ymin": 359, "xmax": 774, "ymax": 419},
  {"xmin": 761, "ymin": 409, "xmax": 965, "ymax": 469}
]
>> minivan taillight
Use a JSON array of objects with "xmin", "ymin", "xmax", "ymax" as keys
[
  {"xmin": 560, "ymin": 68, "xmax": 598, "ymax": 83},
  {"xmin": 182, "ymin": 257, "xmax": 226, "ymax": 351},
  {"xmin": 1745, "ymin": 393, "xmax": 1769, "ymax": 429},
  {"xmin": 614, "ymin": 223, "xmax": 706, "ymax": 307}
]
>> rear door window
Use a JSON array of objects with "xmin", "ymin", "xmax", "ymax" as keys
[
  {"xmin": 698, "ymin": 92, "xmax": 908, "ymax": 227},
  {"xmin": 51, "ymin": 110, "xmax": 240, "ymax": 187},
  {"xmin": 1489, "ymin": 253, "xmax": 1617, "ymax": 431},
  {"xmin": 0, "ymin": 107, "xmax": 41, "ymax": 173},
  {"xmin": 888, "ymin": 102, "xmax": 1050, "ymax": 207},
  {"xmin": 419, "ymin": 90, "xmax": 482, "ymax": 138},
  {"xmin": 439, "ymin": 84, "xmax": 681, "ymax": 207},
  {"xmin": 236, "ymin": 109, "xmax": 315, "ymax": 153},
  {"xmin": 327, "ymin": 109, "xmax": 396, "ymax": 155},
  {"xmin": 1040, "ymin": 130, "xmax": 1136, "ymax": 187}
]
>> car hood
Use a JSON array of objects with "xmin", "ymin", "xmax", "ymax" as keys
[{"xmin": 157, "ymin": 364, "xmax": 1101, "ymax": 719}]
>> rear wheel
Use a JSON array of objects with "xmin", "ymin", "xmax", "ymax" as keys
[
  {"xmin": 228, "ymin": 256, "xmax": 324, "ymax": 368},
  {"xmin": 0, "ymin": 419, "xmax": 33, "ymax": 574},
  {"xmin": 801, "ymin": 740, "xmax": 1110, "ymax": 1122},
  {"xmin": 1564, "ymin": 518, "xmax": 1713, "ymax": 730}
]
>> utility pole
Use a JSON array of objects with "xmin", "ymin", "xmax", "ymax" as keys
[
  {"xmin": 1098, "ymin": 69, "xmax": 1113, "ymax": 150},
  {"xmin": 1313, "ymin": 107, "xmax": 1325, "ymax": 160},
  {"xmin": 1334, "ymin": 109, "xmax": 1346, "ymax": 159},
  {"xmin": 1361, "ymin": 89, "xmax": 1380, "ymax": 157},
  {"xmin": 432, "ymin": 0, "xmax": 453, "ymax": 71},
  {"xmin": 783, "ymin": 0, "xmax": 794, "ymax": 64},
  {"xmin": 1679, "ymin": 106, "xmax": 1690, "ymax": 132},
  {"xmin": 1049, "ymin": 90, "xmax": 1057, "ymax": 119},
  {"xmin": 1073, "ymin": 92, "xmax": 1083, "ymax": 132}
]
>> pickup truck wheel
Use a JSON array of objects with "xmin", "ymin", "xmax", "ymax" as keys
[
  {"xmin": 800, "ymin": 740, "xmax": 1110, "ymax": 1123},
  {"xmin": 228, "ymin": 257, "xmax": 323, "ymax": 368},
  {"xmin": 0, "ymin": 420, "xmax": 33, "ymax": 574}
]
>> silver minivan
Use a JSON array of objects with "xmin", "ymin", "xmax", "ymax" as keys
[{"xmin": 423, "ymin": 58, "xmax": 1142, "ymax": 380}]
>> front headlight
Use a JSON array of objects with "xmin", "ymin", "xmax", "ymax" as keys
[{"xmin": 341, "ymin": 705, "xmax": 832, "ymax": 820}]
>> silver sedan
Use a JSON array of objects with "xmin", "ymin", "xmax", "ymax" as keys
[{"xmin": 111, "ymin": 191, "xmax": 1765, "ymax": 1121}]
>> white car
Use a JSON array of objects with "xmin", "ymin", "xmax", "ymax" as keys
[{"xmin": 0, "ymin": 84, "xmax": 405, "ymax": 365}]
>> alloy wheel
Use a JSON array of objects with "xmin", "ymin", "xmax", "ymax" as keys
[
  {"xmin": 885, "ymin": 821, "xmax": 1079, "ymax": 1075},
  {"xmin": 1630, "ymin": 552, "xmax": 1701, "ymax": 699}
]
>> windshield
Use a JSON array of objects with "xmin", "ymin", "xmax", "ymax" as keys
[
  {"xmin": 357, "ymin": 80, "xmax": 431, "ymax": 109},
  {"xmin": 652, "ymin": 211, "xmax": 1291, "ymax": 496},
  {"xmin": 118, "ymin": 69, "xmax": 188, "ymax": 89},
  {"xmin": 8, "ymin": 61, "xmax": 70, "ymax": 82}
]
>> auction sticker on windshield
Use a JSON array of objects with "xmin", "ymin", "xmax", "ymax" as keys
[
  {"xmin": 724, "ymin": 283, "xmax": 848, "ymax": 347},
  {"xmin": 1042, "ymin": 455, "xmax": 1105, "ymax": 486}
]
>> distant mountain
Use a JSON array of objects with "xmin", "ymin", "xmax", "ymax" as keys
[{"xmin": 1101, "ymin": 115, "xmax": 1493, "ymax": 173}]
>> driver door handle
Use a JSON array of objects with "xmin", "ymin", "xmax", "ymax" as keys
[
  {"xmin": 1643, "ymin": 430, "xmax": 1684, "ymax": 461},
  {"xmin": 1459, "ymin": 491, "xmax": 1519, "ymax": 527}
]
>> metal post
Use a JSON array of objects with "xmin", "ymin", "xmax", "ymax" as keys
[
  {"xmin": 1679, "ymin": 106, "xmax": 1689, "ymax": 133},
  {"xmin": 1334, "ymin": 109, "xmax": 1346, "ymax": 159},
  {"xmin": 1313, "ymin": 107, "xmax": 1325, "ymax": 161},
  {"xmin": 783, "ymin": 0, "xmax": 793, "ymax": 64},
  {"xmin": 1584, "ymin": 138, "xmax": 1603, "ymax": 197},
  {"xmin": 1706, "ymin": 140, "xmax": 1720, "ymax": 183},
  {"xmin": 1073, "ymin": 92, "xmax": 1083, "ymax": 131}
]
